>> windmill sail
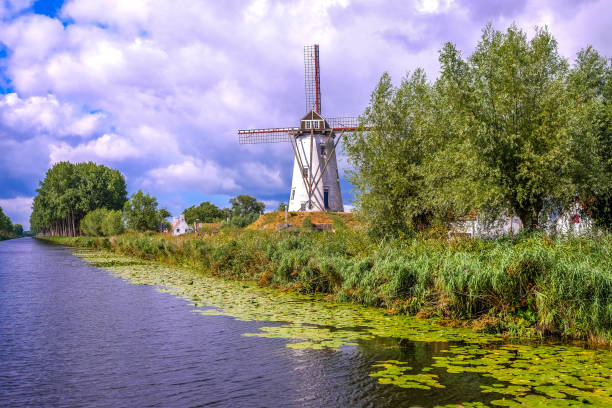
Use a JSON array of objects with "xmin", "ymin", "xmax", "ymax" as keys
[
  {"xmin": 238, "ymin": 127, "xmax": 297, "ymax": 144},
  {"xmin": 304, "ymin": 45, "xmax": 321, "ymax": 114}
]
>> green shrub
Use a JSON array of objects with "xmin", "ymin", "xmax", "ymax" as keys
[
  {"xmin": 101, "ymin": 210, "xmax": 124, "ymax": 236},
  {"xmin": 81, "ymin": 208, "xmax": 110, "ymax": 236}
]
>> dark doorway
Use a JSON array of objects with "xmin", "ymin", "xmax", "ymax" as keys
[{"xmin": 324, "ymin": 188, "xmax": 329, "ymax": 209}]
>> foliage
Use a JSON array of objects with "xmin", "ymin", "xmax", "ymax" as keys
[
  {"xmin": 80, "ymin": 208, "xmax": 110, "ymax": 236},
  {"xmin": 30, "ymin": 161, "xmax": 127, "ymax": 236},
  {"xmin": 13, "ymin": 224, "xmax": 23, "ymax": 236},
  {"xmin": 569, "ymin": 47, "xmax": 612, "ymax": 228},
  {"xmin": 224, "ymin": 213, "xmax": 259, "ymax": 228},
  {"xmin": 277, "ymin": 202, "xmax": 287, "ymax": 212},
  {"xmin": 346, "ymin": 23, "xmax": 611, "ymax": 237},
  {"xmin": 229, "ymin": 195, "xmax": 265, "ymax": 217},
  {"xmin": 0, "ymin": 206, "xmax": 16, "ymax": 240},
  {"xmin": 344, "ymin": 70, "xmax": 438, "ymax": 238},
  {"xmin": 218, "ymin": 195, "xmax": 265, "ymax": 228},
  {"xmin": 123, "ymin": 190, "xmax": 168, "ymax": 232},
  {"xmin": 0, "ymin": 206, "xmax": 13, "ymax": 233},
  {"xmin": 101, "ymin": 210, "xmax": 124, "ymax": 236},
  {"xmin": 183, "ymin": 201, "xmax": 225, "ymax": 224}
]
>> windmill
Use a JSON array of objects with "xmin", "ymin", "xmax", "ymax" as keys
[{"xmin": 238, "ymin": 44, "xmax": 366, "ymax": 212}]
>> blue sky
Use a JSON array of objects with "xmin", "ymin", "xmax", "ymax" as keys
[{"xmin": 1, "ymin": 0, "xmax": 611, "ymax": 229}]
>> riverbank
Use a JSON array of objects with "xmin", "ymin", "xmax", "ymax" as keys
[{"xmin": 40, "ymin": 230, "xmax": 612, "ymax": 344}]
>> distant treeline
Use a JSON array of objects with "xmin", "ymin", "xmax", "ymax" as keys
[
  {"xmin": 29, "ymin": 161, "xmax": 268, "ymax": 237},
  {"xmin": 182, "ymin": 195, "xmax": 265, "ymax": 228},
  {"xmin": 0, "ymin": 206, "xmax": 23, "ymax": 240},
  {"xmin": 30, "ymin": 162, "xmax": 127, "ymax": 236},
  {"xmin": 345, "ymin": 23, "xmax": 612, "ymax": 238}
]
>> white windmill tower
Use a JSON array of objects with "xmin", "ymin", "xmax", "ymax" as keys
[{"xmin": 238, "ymin": 45, "xmax": 366, "ymax": 212}]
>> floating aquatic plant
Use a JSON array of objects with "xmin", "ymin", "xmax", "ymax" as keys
[
  {"xmin": 373, "ymin": 343, "xmax": 612, "ymax": 407},
  {"xmin": 73, "ymin": 248, "xmax": 612, "ymax": 406},
  {"xmin": 369, "ymin": 360, "xmax": 445, "ymax": 389}
]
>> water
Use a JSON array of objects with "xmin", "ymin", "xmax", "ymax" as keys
[{"xmin": 0, "ymin": 238, "xmax": 607, "ymax": 407}]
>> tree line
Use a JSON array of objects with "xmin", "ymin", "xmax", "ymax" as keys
[
  {"xmin": 345, "ymin": 23, "xmax": 611, "ymax": 238},
  {"xmin": 30, "ymin": 162, "xmax": 128, "ymax": 236},
  {"xmin": 29, "ymin": 161, "xmax": 267, "ymax": 237},
  {"xmin": 30, "ymin": 162, "xmax": 171, "ymax": 236},
  {"xmin": 0, "ymin": 206, "xmax": 23, "ymax": 240},
  {"xmin": 182, "ymin": 195, "xmax": 265, "ymax": 228}
]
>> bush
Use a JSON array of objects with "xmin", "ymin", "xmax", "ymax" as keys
[
  {"xmin": 81, "ymin": 209, "xmax": 110, "ymax": 236},
  {"xmin": 101, "ymin": 210, "xmax": 124, "ymax": 236},
  {"xmin": 224, "ymin": 213, "xmax": 259, "ymax": 228}
]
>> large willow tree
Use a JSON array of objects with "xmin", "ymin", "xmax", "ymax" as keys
[
  {"xmin": 345, "ymin": 24, "xmax": 611, "ymax": 237},
  {"xmin": 30, "ymin": 162, "xmax": 127, "ymax": 236}
]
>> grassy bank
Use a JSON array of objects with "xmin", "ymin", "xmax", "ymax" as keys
[{"xmin": 41, "ymin": 229, "xmax": 612, "ymax": 343}]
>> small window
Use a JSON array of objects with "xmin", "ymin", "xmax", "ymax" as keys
[
  {"xmin": 302, "ymin": 166, "xmax": 309, "ymax": 177},
  {"xmin": 320, "ymin": 144, "xmax": 327, "ymax": 156},
  {"xmin": 313, "ymin": 121, "xmax": 320, "ymax": 129},
  {"xmin": 291, "ymin": 189, "xmax": 295, "ymax": 200},
  {"xmin": 305, "ymin": 121, "xmax": 311, "ymax": 129}
]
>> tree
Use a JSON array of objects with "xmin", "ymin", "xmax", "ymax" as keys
[
  {"xmin": 344, "ymin": 70, "xmax": 439, "ymax": 238},
  {"xmin": 183, "ymin": 201, "xmax": 224, "ymax": 224},
  {"xmin": 81, "ymin": 208, "xmax": 109, "ymax": 236},
  {"xmin": 13, "ymin": 224, "xmax": 23, "ymax": 236},
  {"xmin": 229, "ymin": 195, "xmax": 265, "ymax": 217},
  {"xmin": 277, "ymin": 202, "xmax": 287, "ymax": 212},
  {"xmin": 0, "ymin": 206, "xmax": 13, "ymax": 235},
  {"xmin": 29, "ymin": 162, "xmax": 127, "ymax": 236},
  {"xmin": 437, "ymin": 24, "xmax": 603, "ymax": 229},
  {"xmin": 123, "ymin": 190, "xmax": 168, "ymax": 232},
  {"xmin": 101, "ymin": 210, "xmax": 124, "ymax": 236},
  {"xmin": 567, "ymin": 47, "xmax": 612, "ymax": 228},
  {"xmin": 347, "ymin": 23, "xmax": 609, "ymax": 237}
]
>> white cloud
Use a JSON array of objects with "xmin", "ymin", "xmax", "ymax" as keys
[
  {"xmin": 262, "ymin": 199, "xmax": 281, "ymax": 212},
  {"xmin": 0, "ymin": 0, "xmax": 34, "ymax": 19},
  {"xmin": 144, "ymin": 158, "xmax": 240, "ymax": 193},
  {"xmin": 0, "ymin": 196, "xmax": 33, "ymax": 229},
  {"xmin": 61, "ymin": 0, "xmax": 152, "ymax": 31},
  {"xmin": 241, "ymin": 162, "xmax": 284, "ymax": 189},
  {"xmin": 0, "ymin": 93, "xmax": 106, "ymax": 138},
  {"xmin": 416, "ymin": 0, "xmax": 454, "ymax": 14},
  {"xmin": 49, "ymin": 133, "xmax": 140, "ymax": 163}
]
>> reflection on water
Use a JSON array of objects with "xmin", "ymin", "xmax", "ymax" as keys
[{"xmin": 1, "ymin": 238, "xmax": 610, "ymax": 407}]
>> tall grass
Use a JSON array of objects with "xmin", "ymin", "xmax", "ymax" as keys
[{"xmin": 42, "ymin": 230, "xmax": 612, "ymax": 342}]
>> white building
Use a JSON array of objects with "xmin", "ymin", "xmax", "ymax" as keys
[
  {"xmin": 171, "ymin": 214, "xmax": 192, "ymax": 236},
  {"xmin": 450, "ymin": 204, "xmax": 594, "ymax": 238},
  {"xmin": 451, "ymin": 213, "xmax": 523, "ymax": 238},
  {"xmin": 288, "ymin": 111, "xmax": 343, "ymax": 212}
]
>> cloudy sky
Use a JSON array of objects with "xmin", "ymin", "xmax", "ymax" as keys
[{"xmin": 0, "ymin": 0, "xmax": 610, "ymax": 228}]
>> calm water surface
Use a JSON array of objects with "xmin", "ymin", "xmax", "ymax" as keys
[{"xmin": 1, "ymin": 238, "xmax": 494, "ymax": 407}]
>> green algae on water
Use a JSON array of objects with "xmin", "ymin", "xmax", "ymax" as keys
[
  {"xmin": 373, "ymin": 343, "xmax": 612, "ymax": 407},
  {"xmin": 74, "ymin": 248, "xmax": 612, "ymax": 406},
  {"xmin": 72, "ymin": 248, "xmax": 500, "ymax": 349}
]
